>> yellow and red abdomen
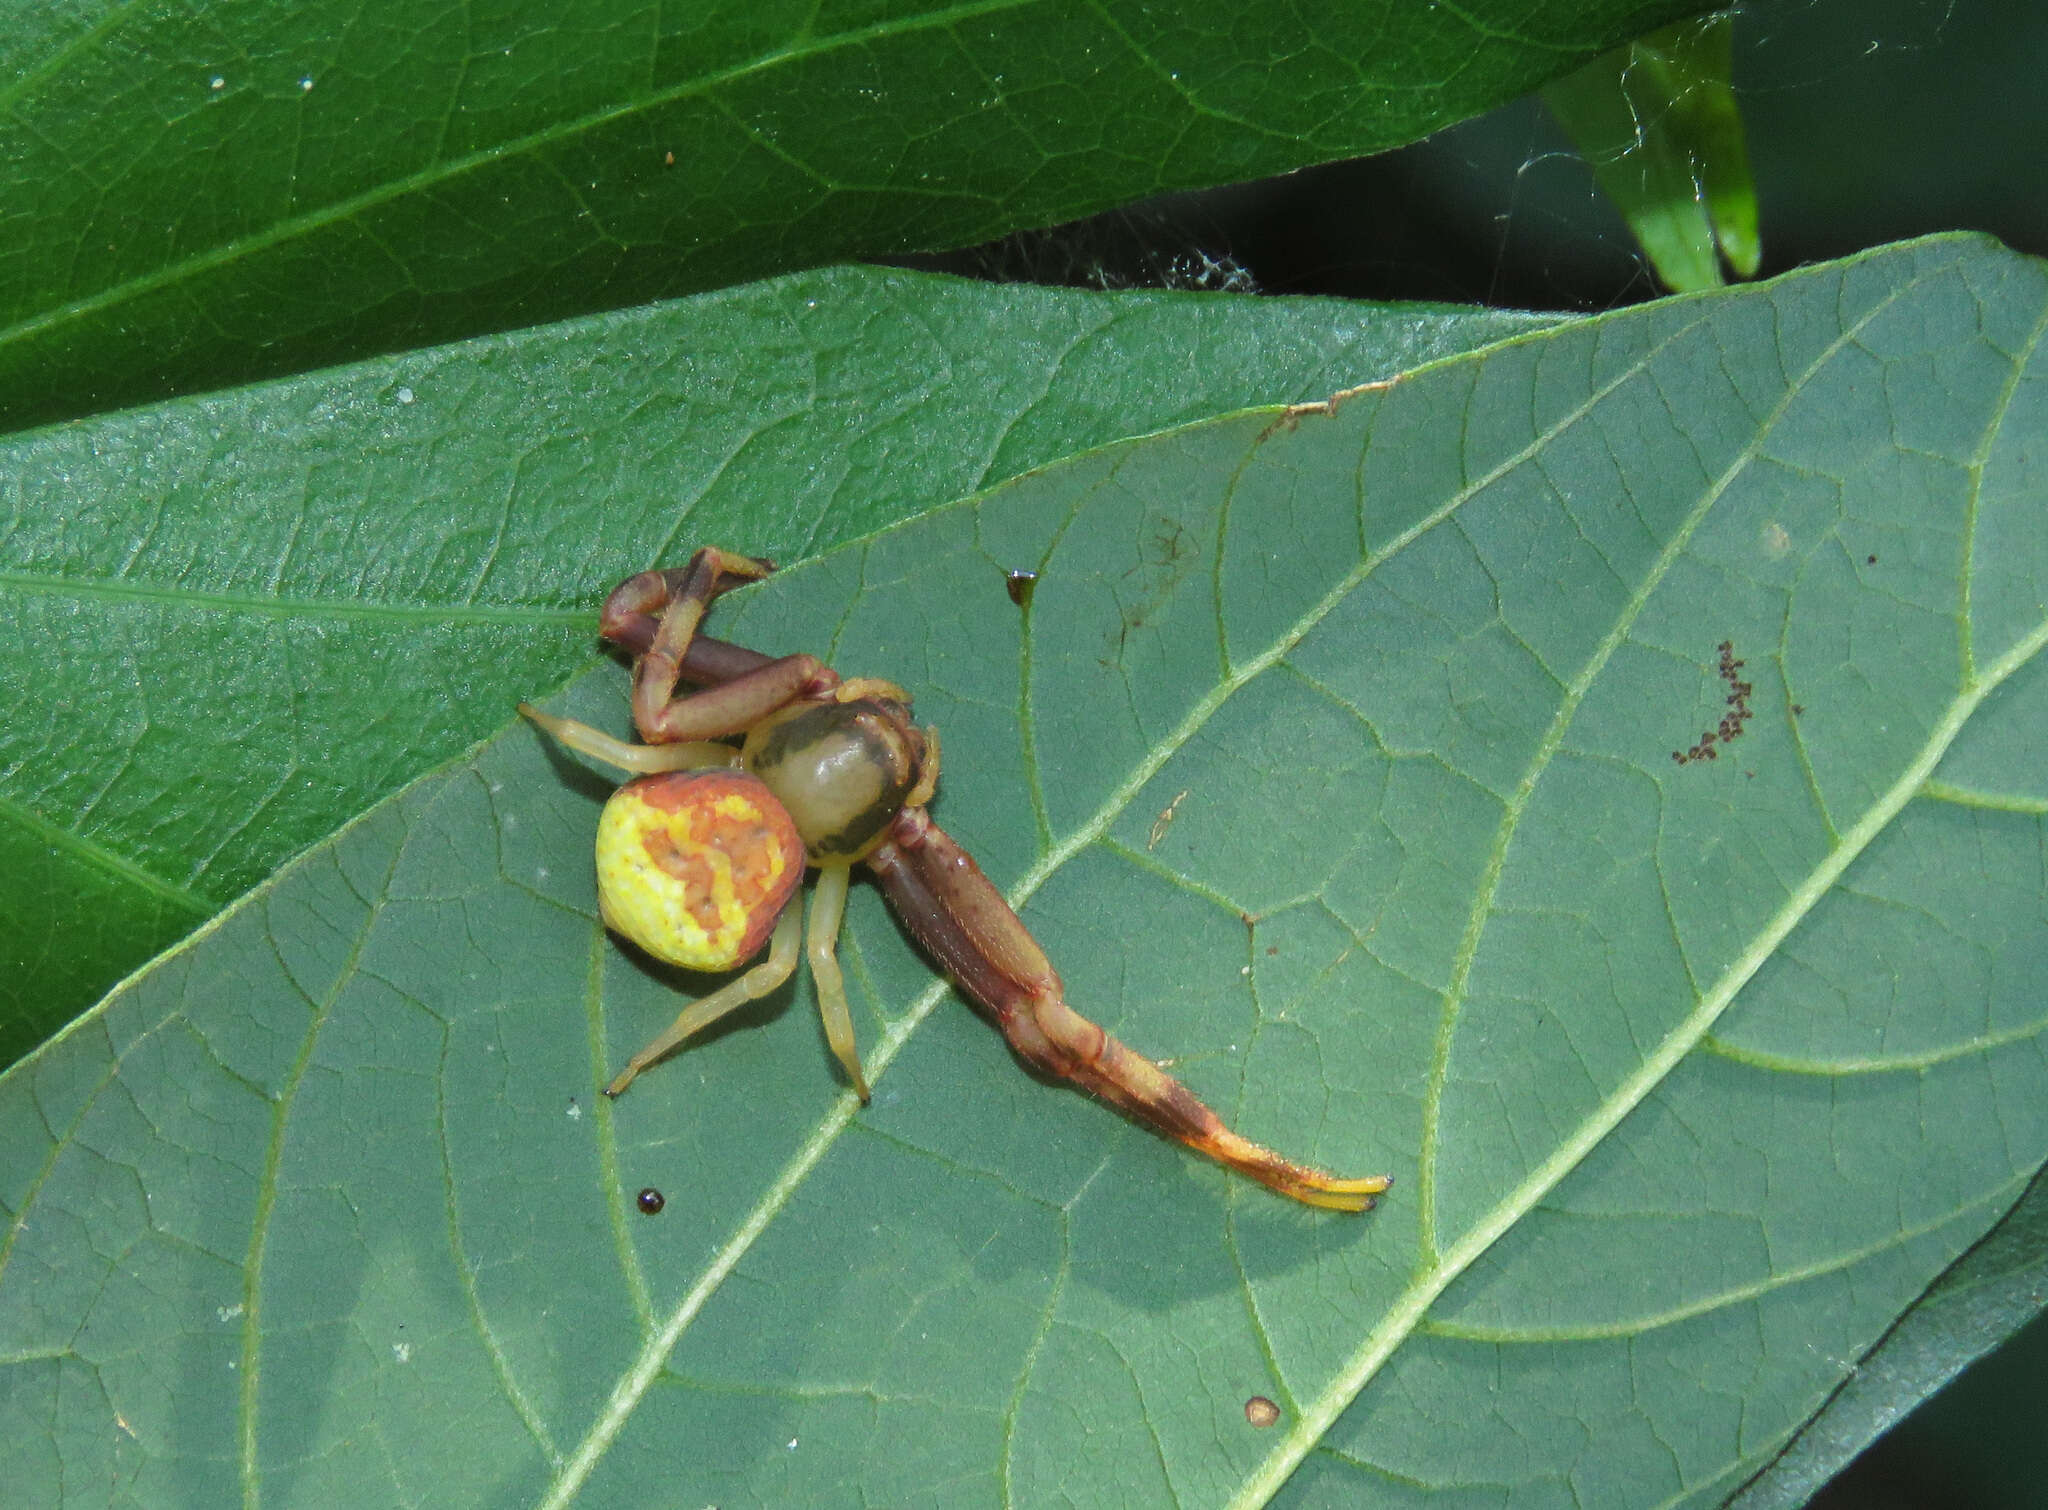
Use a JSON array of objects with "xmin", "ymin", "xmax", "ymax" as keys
[{"xmin": 594, "ymin": 769, "xmax": 806, "ymax": 970}]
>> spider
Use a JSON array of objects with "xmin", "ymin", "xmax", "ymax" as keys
[{"xmin": 519, "ymin": 547, "xmax": 1390, "ymax": 1211}]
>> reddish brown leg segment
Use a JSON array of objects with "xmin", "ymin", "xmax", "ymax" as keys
[
  {"xmin": 868, "ymin": 810, "xmax": 1391, "ymax": 1211},
  {"xmin": 599, "ymin": 548, "xmax": 838, "ymax": 744}
]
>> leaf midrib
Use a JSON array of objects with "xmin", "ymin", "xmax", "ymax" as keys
[
  {"xmin": 0, "ymin": 786, "xmax": 213, "ymax": 915},
  {"xmin": 0, "ymin": 569, "xmax": 589, "ymax": 625}
]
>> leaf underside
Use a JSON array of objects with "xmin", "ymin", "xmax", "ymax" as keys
[{"xmin": 2, "ymin": 236, "xmax": 2044, "ymax": 1507}]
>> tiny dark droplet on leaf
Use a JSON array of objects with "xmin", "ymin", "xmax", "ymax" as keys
[
  {"xmin": 1005, "ymin": 569, "xmax": 1038, "ymax": 608},
  {"xmin": 1867, "ymin": 554, "xmax": 1877, "ymax": 564},
  {"xmin": 636, "ymin": 1187, "xmax": 665, "ymax": 1214},
  {"xmin": 1245, "ymin": 1396, "xmax": 1281, "ymax": 1428}
]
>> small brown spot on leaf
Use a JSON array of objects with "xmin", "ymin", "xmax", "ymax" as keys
[
  {"xmin": 636, "ymin": 1187, "xmax": 666, "ymax": 1215},
  {"xmin": 1245, "ymin": 1396, "xmax": 1281, "ymax": 1428},
  {"xmin": 1005, "ymin": 568, "xmax": 1038, "ymax": 608}
]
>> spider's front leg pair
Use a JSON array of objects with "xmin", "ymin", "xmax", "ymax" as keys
[{"xmin": 523, "ymin": 547, "xmax": 1392, "ymax": 1211}]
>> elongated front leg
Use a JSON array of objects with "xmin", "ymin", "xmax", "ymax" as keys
[
  {"xmin": 602, "ymin": 549, "xmax": 838, "ymax": 745},
  {"xmin": 607, "ymin": 907, "xmax": 803, "ymax": 1097},
  {"xmin": 867, "ymin": 810, "xmax": 1391, "ymax": 1211}
]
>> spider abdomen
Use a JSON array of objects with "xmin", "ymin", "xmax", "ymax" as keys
[{"xmin": 595, "ymin": 769, "xmax": 806, "ymax": 970}]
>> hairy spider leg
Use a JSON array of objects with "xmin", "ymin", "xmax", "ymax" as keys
[
  {"xmin": 805, "ymin": 863, "xmax": 870, "ymax": 1101},
  {"xmin": 605, "ymin": 908, "xmax": 805, "ymax": 1097},
  {"xmin": 869, "ymin": 809, "xmax": 1392, "ymax": 1212}
]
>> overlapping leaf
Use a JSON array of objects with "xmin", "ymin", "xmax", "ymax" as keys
[
  {"xmin": 0, "ymin": 0, "xmax": 1706, "ymax": 424},
  {"xmin": 2, "ymin": 236, "xmax": 2044, "ymax": 1505}
]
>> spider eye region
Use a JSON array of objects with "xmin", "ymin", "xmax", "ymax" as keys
[{"xmin": 594, "ymin": 770, "xmax": 806, "ymax": 971}]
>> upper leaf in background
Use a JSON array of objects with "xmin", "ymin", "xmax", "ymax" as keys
[
  {"xmin": 0, "ymin": 0, "xmax": 1709, "ymax": 425},
  {"xmin": 1542, "ymin": 13, "xmax": 1762, "ymax": 292},
  {"xmin": 0, "ymin": 264, "xmax": 1558, "ymax": 1063},
  {"xmin": 1, "ymin": 234, "xmax": 2040, "ymax": 1506}
]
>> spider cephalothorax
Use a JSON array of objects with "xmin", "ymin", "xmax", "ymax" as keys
[{"xmin": 520, "ymin": 546, "xmax": 1390, "ymax": 1211}]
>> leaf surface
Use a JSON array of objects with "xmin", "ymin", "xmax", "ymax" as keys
[
  {"xmin": 1729, "ymin": 1162, "xmax": 2048, "ymax": 1508},
  {"xmin": 0, "ymin": 0, "xmax": 1708, "ymax": 424},
  {"xmin": 0, "ymin": 265, "xmax": 1556, "ymax": 1058},
  {"xmin": 2, "ymin": 235, "xmax": 2044, "ymax": 1506}
]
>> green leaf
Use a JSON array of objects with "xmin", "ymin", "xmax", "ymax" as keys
[
  {"xmin": 4, "ymin": 234, "xmax": 2042, "ymax": 1505},
  {"xmin": 1542, "ymin": 14, "xmax": 1762, "ymax": 291},
  {"xmin": 0, "ymin": 265, "xmax": 1557, "ymax": 1064},
  {"xmin": 1730, "ymin": 1161, "xmax": 2048, "ymax": 1508},
  {"xmin": 0, "ymin": 0, "xmax": 1711, "ymax": 424}
]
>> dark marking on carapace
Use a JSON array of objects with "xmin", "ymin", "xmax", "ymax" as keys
[
  {"xmin": 1005, "ymin": 569, "xmax": 1038, "ymax": 608},
  {"xmin": 637, "ymin": 1187, "xmax": 666, "ymax": 1214},
  {"xmin": 746, "ymin": 698, "xmax": 917, "ymax": 858},
  {"xmin": 1674, "ymin": 640, "xmax": 1755, "ymax": 766}
]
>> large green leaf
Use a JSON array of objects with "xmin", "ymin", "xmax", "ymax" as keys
[
  {"xmin": 3, "ymin": 234, "xmax": 2042, "ymax": 1504},
  {"xmin": 0, "ymin": 0, "xmax": 1706, "ymax": 425},
  {"xmin": 0, "ymin": 264, "xmax": 1557, "ymax": 1061}
]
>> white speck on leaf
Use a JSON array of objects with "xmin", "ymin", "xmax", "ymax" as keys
[
  {"xmin": 393, "ymin": 1342, "xmax": 411, "ymax": 1363},
  {"xmin": 395, "ymin": 386, "xmax": 415, "ymax": 404}
]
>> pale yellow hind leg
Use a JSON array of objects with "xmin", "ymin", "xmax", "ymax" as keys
[
  {"xmin": 606, "ymin": 908, "xmax": 802, "ymax": 1097},
  {"xmin": 806, "ymin": 863, "xmax": 870, "ymax": 1102}
]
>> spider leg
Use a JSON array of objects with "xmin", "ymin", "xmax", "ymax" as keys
[
  {"xmin": 868, "ymin": 810, "xmax": 1392, "ymax": 1212},
  {"xmin": 903, "ymin": 726, "xmax": 940, "ymax": 810},
  {"xmin": 805, "ymin": 863, "xmax": 870, "ymax": 1101},
  {"xmin": 516, "ymin": 704, "xmax": 734, "ymax": 774},
  {"xmin": 606, "ymin": 906, "xmax": 803, "ymax": 1097},
  {"xmin": 602, "ymin": 548, "xmax": 839, "ymax": 744}
]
